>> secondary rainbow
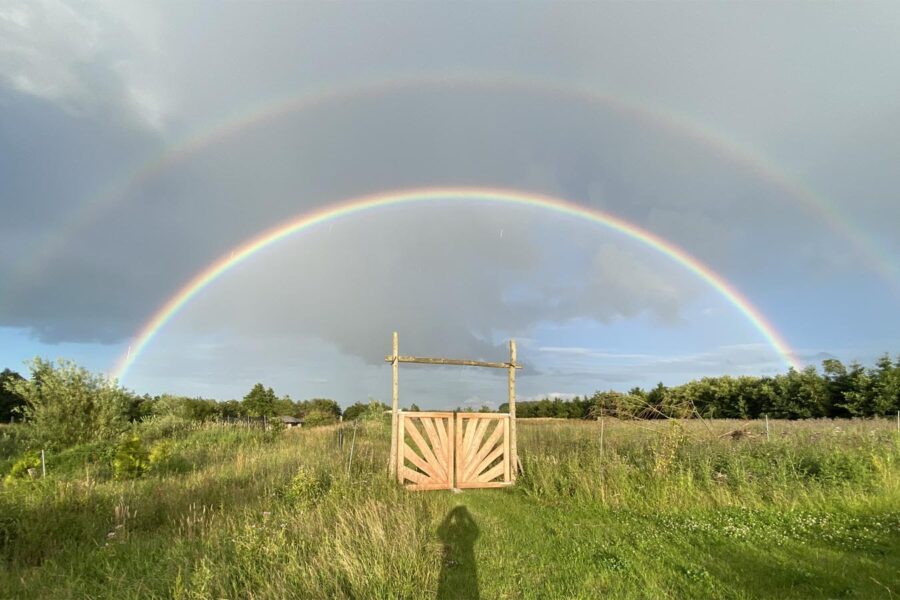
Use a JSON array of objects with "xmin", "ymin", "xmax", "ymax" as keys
[
  {"xmin": 19, "ymin": 74, "xmax": 897, "ymax": 297},
  {"xmin": 112, "ymin": 187, "xmax": 803, "ymax": 380}
]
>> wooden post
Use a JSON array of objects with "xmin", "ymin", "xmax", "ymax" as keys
[
  {"xmin": 503, "ymin": 415, "xmax": 511, "ymax": 482},
  {"xmin": 396, "ymin": 411, "xmax": 405, "ymax": 482},
  {"xmin": 508, "ymin": 339, "xmax": 518, "ymax": 480},
  {"xmin": 389, "ymin": 332, "xmax": 399, "ymax": 479}
]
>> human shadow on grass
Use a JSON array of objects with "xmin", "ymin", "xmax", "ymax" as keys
[{"xmin": 437, "ymin": 505, "xmax": 480, "ymax": 600}]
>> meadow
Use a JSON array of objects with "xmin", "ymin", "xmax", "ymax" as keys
[{"xmin": 1, "ymin": 417, "xmax": 898, "ymax": 599}]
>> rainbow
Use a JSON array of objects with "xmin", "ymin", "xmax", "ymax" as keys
[
  {"xmin": 15, "ymin": 74, "xmax": 898, "ymax": 297},
  {"xmin": 112, "ymin": 187, "xmax": 803, "ymax": 381}
]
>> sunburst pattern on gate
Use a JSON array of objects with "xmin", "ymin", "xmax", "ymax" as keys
[
  {"xmin": 456, "ymin": 414, "xmax": 511, "ymax": 488},
  {"xmin": 397, "ymin": 412, "xmax": 455, "ymax": 490}
]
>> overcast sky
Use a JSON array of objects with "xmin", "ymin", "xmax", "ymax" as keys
[{"xmin": 1, "ymin": 1, "xmax": 898, "ymax": 408}]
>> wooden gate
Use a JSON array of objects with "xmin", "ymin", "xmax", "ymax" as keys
[
  {"xmin": 397, "ymin": 412, "xmax": 511, "ymax": 490},
  {"xmin": 397, "ymin": 412, "xmax": 455, "ymax": 490},
  {"xmin": 456, "ymin": 413, "xmax": 511, "ymax": 488}
]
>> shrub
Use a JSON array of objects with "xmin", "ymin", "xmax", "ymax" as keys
[
  {"xmin": 4, "ymin": 453, "xmax": 41, "ymax": 485},
  {"xmin": 113, "ymin": 435, "xmax": 149, "ymax": 480},
  {"xmin": 147, "ymin": 440, "xmax": 189, "ymax": 474},
  {"xmin": 284, "ymin": 466, "xmax": 331, "ymax": 506},
  {"xmin": 10, "ymin": 358, "xmax": 133, "ymax": 449},
  {"xmin": 302, "ymin": 409, "xmax": 338, "ymax": 428}
]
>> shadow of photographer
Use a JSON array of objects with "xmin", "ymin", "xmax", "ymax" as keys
[{"xmin": 437, "ymin": 505, "xmax": 480, "ymax": 599}]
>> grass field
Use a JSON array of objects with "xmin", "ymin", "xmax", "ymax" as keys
[{"xmin": 1, "ymin": 418, "xmax": 898, "ymax": 599}]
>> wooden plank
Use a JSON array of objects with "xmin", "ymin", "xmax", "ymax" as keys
[
  {"xmin": 435, "ymin": 415, "xmax": 449, "ymax": 458},
  {"xmin": 384, "ymin": 355, "xmax": 522, "ymax": 370},
  {"xmin": 508, "ymin": 339, "xmax": 517, "ymax": 482},
  {"xmin": 389, "ymin": 332, "xmax": 399, "ymax": 479},
  {"xmin": 399, "ymin": 465, "xmax": 429, "ymax": 485},
  {"xmin": 469, "ymin": 444, "xmax": 505, "ymax": 482},
  {"xmin": 406, "ymin": 482, "xmax": 454, "ymax": 491},
  {"xmin": 461, "ymin": 416, "xmax": 478, "ymax": 466},
  {"xmin": 456, "ymin": 481, "xmax": 514, "ymax": 489},
  {"xmin": 448, "ymin": 415, "xmax": 455, "ymax": 488},
  {"xmin": 402, "ymin": 442, "xmax": 440, "ymax": 480},
  {"xmin": 464, "ymin": 419, "xmax": 504, "ymax": 481},
  {"xmin": 420, "ymin": 418, "xmax": 446, "ymax": 474},
  {"xmin": 476, "ymin": 462, "xmax": 506, "ymax": 483},
  {"xmin": 503, "ymin": 416, "xmax": 511, "ymax": 482},
  {"xmin": 465, "ymin": 419, "xmax": 491, "ymax": 472},
  {"xmin": 396, "ymin": 410, "xmax": 405, "ymax": 483},
  {"xmin": 454, "ymin": 412, "xmax": 508, "ymax": 419},
  {"xmin": 400, "ymin": 411, "xmax": 454, "ymax": 418},
  {"xmin": 405, "ymin": 419, "xmax": 446, "ymax": 481},
  {"xmin": 462, "ymin": 419, "xmax": 493, "ymax": 481}
]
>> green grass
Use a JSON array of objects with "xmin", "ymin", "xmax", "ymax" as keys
[{"xmin": 1, "ymin": 418, "xmax": 898, "ymax": 598}]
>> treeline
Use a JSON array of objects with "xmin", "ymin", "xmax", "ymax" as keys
[
  {"xmin": 1, "ymin": 359, "xmax": 351, "ymax": 449},
  {"xmin": 501, "ymin": 355, "xmax": 900, "ymax": 420}
]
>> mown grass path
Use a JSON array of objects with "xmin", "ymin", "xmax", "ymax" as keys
[{"xmin": 433, "ymin": 488, "xmax": 899, "ymax": 598}]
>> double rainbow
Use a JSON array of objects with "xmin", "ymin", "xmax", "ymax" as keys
[{"xmin": 112, "ymin": 187, "xmax": 803, "ymax": 381}]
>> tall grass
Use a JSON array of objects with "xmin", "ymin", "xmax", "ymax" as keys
[{"xmin": 1, "ymin": 418, "xmax": 897, "ymax": 598}]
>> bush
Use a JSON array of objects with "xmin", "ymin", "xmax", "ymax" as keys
[
  {"xmin": 4, "ymin": 453, "xmax": 41, "ymax": 485},
  {"xmin": 10, "ymin": 358, "xmax": 133, "ymax": 449},
  {"xmin": 147, "ymin": 440, "xmax": 189, "ymax": 474},
  {"xmin": 113, "ymin": 435, "xmax": 149, "ymax": 480},
  {"xmin": 302, "ymin": 409, "xmax": 338, "ymax": 428},
  {"xmin": 284, "ymin": 466, "xmax": 331, "ymax": 506}
]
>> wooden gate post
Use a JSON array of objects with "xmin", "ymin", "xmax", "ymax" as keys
[
  {"xmin": 508, "ymin": 339, "xmax": 518, "ymax": 480},
  {"xmin": 389, "ymin": 331, "xmax": 399, "ymax": 479}
]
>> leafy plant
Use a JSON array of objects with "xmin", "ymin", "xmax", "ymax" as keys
[
  {"xmin": 284, "ymin": 466, "xmax": 331, "ymax": 506},
  {"xmin": 3, "ymin": 453, "xmax": 41, "ymax": 485},
  {"xmin": 113, "ymin": 435, "xmax": 149, "ymax": 480}
]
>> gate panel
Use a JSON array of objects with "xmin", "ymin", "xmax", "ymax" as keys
[
  {"xmin": 455, "ymin": 413, "xmax": 511, "ymax": 488},
  {"xmin": 397, "ymin": 412, "xmax": 454, "ymax": 490}
]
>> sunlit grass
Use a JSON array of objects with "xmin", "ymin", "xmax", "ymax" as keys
[{"xmin": 1, "ymin": 418, "xmax": 898, "ymax": 598}]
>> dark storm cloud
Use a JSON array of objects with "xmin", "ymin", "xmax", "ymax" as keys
[{"xmin": 1, "ymin": 1, "xmax": 898, "ymax": 399}]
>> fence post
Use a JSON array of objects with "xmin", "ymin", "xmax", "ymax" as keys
[
  {"xmin": 389, "ymin": 332, "xmax": 399, "ymax": 479},
  {"xmin": 347, "ymin": 420, "xmax": 359, "ymax": 479},
  {"xmin": 765, "ymin": 414, "xmax": 770, "ymax": 442},
  {"xmin": 41, "ymin": 449, "xmax": 46, "ymax": 478},
  {"xmin": 508, "ymin": 339, "xmax": 518, "ymax": 480}
]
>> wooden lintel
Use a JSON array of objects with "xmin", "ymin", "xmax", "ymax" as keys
[{"xmin": 384, "ymin": 355, "xmax": 522, "ymax": 370}]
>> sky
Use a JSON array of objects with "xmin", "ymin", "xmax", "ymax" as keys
[{"xmin": 1, "ymin": 1, "xmax": 898, "ymax": 409}]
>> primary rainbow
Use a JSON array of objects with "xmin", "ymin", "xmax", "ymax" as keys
[{"xmin": 112, "ymin": 187, "xmax": 803, "ymax": 380}]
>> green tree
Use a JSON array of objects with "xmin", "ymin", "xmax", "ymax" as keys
[
  {"xmin": 243, "ymin": 383, "xmax": 277, "ymax": 417},
  {"xmin": 298, "ymin": 398, "xmax": 341, "ymax": 419},
  {"xmin": 218, "ymin": 399, "xmax": 245, "ymax": 419},
  {"xmin": 9, "ymin": 358, "xmax": 132, "ymax": 448},
  {"xmin": 0, "ymin": 368, "xmax": 25, "ymax": 422},
  {"xmin": 871, "ymin": 354, "xmax": 900, "ymax": 415}
]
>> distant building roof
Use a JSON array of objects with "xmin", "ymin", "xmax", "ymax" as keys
[{"xmin": 279, "ymin": 415, "xmax": 303, "ymax": 424}]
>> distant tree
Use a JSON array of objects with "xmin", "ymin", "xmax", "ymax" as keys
[
  {"xmin": 243, "ymin": 384, "xmax": 277, "ymax": 418},
  {"xmin": 343, "ymin": 400, "xmax": 390, "ymax": 421},
  {"xmin": 273, "ymin": 396, "xmax": 299, "ymax": 417},
  {"xmin": 342, "ymin": 402, "xmax": 368, "ymax": 421},
  {"xmin": 9, "ymin": 358, "xmax": 133, "ymax": 448},
  {"xmin": 298, "ymin": 398, "xmax": 341, "ymax": 419},
  {"xmin": 0, "ymin": 368, "xmax": 25, "ymax": 422},
  {"xmin": 871, "ymin": 354, "xmax": 900, "ymax": 415},
  {"xmin": 409, "ymin": 403, "xmax": 421, "ymax": 412},
  {"xmin": 218, "ymin": 399, "xmax": 245, "ymax": 419},
  {"xmin": 303, "ymin": 409, "xmax": 338, "ymax": 427}
]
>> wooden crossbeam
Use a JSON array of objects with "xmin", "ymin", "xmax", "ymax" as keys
[{"xmin": 385, "ymin": 355, "xmax": 522, "ymax": 370}]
